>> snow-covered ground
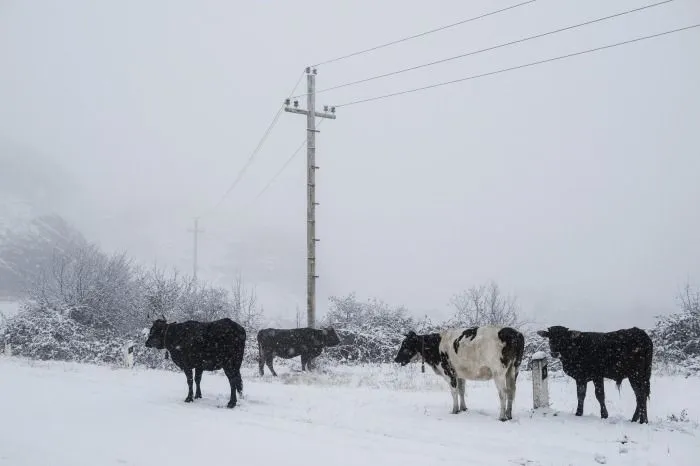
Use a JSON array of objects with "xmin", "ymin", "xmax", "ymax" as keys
[{"xmin": 1, "ymin": 357, "xmax": 698, "ymax": 466}]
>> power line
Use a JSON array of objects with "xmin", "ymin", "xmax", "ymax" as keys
[
  {"xmin": 311, "ymin": 0, "xmax": 537, "ymax": 67},
  {"xmin": 254, "ymin": 139, "xmax": 306, "ymax": 201},
  {"xmin": 253, "ymin": 119, "xmax": 327, "ymax": 202},
  {"xmin": 307, "ymin": 0, "xmax": 674, "ymax": 97},
  {"xmin": 287, "ymin": 69, "xmax": 307, "ymax": 100},
  {"xmin": 334, "ymin": 23, "xmax": 700, "ymax": 108},
  {"xmin": 204, "ymin": 70, "xmax": 307, "ymax": 215},
  {"xmin": 210, "ymin": 105, "xmax": 284, "ymax": 210}
]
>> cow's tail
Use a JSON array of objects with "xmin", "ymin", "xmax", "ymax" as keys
[
  {"xmin": 257, "ymin": 336, "xmax": 265, "ymax": 376},
  {"xmin": 235, "ymin": 371, "xmax": 244, "ymax": 396},
  {"xmin": 234, "ymin": 329, "xmax": 245, "ymax": 396},
  {"xmin": 498, "ymin": 327, "xmax": 525, "ymax": 370},
  {"xmin": 644, "ymin": 334, "xmax": 653, "ymax": 400}
]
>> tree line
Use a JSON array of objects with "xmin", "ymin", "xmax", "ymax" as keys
[{"xmin": 1, "ymin": 217, "xmax": 698, "ymax": 374}]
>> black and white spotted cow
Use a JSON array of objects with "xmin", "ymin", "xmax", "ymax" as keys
[{"xmin": 394, "ymin": 326, "xmax": 524, "ymax": 421}]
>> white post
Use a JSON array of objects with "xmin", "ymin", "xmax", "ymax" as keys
[
  {"xmin": 531, "ymin": 351, "xmax": 550, "ymax": 409},
  {"xmin": 123, "ymin": 341, "xmax": 135, "ymax": 368}
]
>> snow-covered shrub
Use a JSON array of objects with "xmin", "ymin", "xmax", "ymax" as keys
[
  {"xmin": 650, "ymin": 284, "xmax": 700, "ymax": 375},
  {"xmin": 321, "ymin": 294, "xmax": 416, "ymax": 364},
  {"xmin": 2, "ymin": 304, "xmax": 127, "ymax": 364}
]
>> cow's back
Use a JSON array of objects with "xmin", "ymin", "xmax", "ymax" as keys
[
  {"xmin": 257, "ymin": 327, "xmax": 324, "ymax": 359},
  {"xmin": 563, "ymin": 327, "xmax": 652, "ymax": 381},
  {"xmin": 172, "ymin": 319, "xmax": 245, "ymax": 370},
  {"xmin": 439, "ymin": 326, "xmax": 508, "ymax": 380}
]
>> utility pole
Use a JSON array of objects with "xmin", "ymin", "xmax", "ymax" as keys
[
  {"xmin": 284, "ymin": 67, "xmax": 336, "ymax": 328},
  {"xmin": 188, "ymin": 217, "xmax": 204, "ymax": 280}
]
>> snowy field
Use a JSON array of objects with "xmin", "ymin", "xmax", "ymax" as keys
[{"xmin": 0, "ymin": 357, "xmax": 698, "ymax": 466}]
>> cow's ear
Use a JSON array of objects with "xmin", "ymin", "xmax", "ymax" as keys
[
  {"xmin": 570, "ymin": 330, "xmax": 582, "ymax": 339},
  {"xmin": 536, "ymin": 330, "xmax": 549, "ymax": 338}
]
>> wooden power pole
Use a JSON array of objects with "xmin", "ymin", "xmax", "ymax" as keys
[{"xmin": 284, "ymin": 67, "xmax": 336, "ymax": 328}]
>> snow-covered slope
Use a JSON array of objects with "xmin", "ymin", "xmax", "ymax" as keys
[
  {"xmin": 0, "ymin": 198, "xmax": 86, "ymax": 298},
  {"xmin": 0, "ymin": 358, "xmax": 697, "ymax": 465}
]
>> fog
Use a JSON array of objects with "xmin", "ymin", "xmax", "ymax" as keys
[{"xmin": 1, "ymin": 0, "xmax": 699, "ymax": 330}]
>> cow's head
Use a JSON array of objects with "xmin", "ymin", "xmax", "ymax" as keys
[
  {"xmin": 536, "ymin": 326, "xmax": 582, "ymax": 359},
  {"xmin": 320, "ymin": 327, "xmax": 340, "ymax": 347},
  {"xmin": 394, "ymin": 331, "xmax": 422, "ymax": 366},
  {"xmin": 145, "ymin": 318, "xmax": 169, "ymax": 349}
]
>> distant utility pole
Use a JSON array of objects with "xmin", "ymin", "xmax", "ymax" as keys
[
  {"xmin": 188, "ymin": 217, "xmax": 204, "ymax": 280},
  {"xmin": 284, "ymin": 67, "xmax": 336, "ymax": 328}
]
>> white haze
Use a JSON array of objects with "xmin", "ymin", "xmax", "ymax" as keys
[{"xmin": 1, "ymin": 0, "xmax": 699, "ymax": 330}]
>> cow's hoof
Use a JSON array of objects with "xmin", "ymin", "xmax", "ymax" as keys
[
  {"xmin": 459, "ymin": 407, "xmax": 467, "ymax": 412},
  {"xmin": 499, "ymin": 417, "xmax": 508, "ymax": 422},
  {"xmin": 184, "ymin": 397, "xmax": 193, "ymax": 403},
  {"xmin": 575, "ymin": 411, "xmax": 583, "ymax": 417},
  {"xmin": 226, "ymin": 402, "xmax": 237, "ymax": 409},
  {"xmin": 195, "ymin": 393, "xmax": 202, "ymax": 399},
  {"xmin": 601, "ymin": 412, "xmax": 608, "ymax": 419}
]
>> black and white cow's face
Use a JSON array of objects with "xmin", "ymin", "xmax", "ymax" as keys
[
  {"xmin": 145, "ymin": 319, "xmax": 168, "ymax": 349},
  {"xmin": 321, "ymin": 327, "xmax": 341, "ymax": 347},
  {"xmin": 537, "ymin": 326, "xmax": 582, "ymax": 359},
  {"xmin": 394, "ymin": 331, "xmax": 422, "ymax": 366}
]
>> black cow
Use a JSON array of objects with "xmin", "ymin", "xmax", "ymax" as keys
[
  {"xmin": 145, "ymin": 318, "xmax": 246, "ymax": 408},
  {"xmin": 257, "ymin": 327, "xmax": 340, "ymax": 376},
  {"xmin": 537, "ymin": 325, "xmax": 653, "ymax": 424}
]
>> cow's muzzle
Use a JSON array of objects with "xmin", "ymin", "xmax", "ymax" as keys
[{"xmin": 550, "ymin": 351, "xmax": 560, "ymax": 359}]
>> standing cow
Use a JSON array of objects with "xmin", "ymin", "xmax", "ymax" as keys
[
  {"xmin": 145, "ymin": 317, "xmax": 246, "ymax": 408},
  {"xmin": 536, "ymin": 325, "xmax": 653, "ymax": 424},
  {"xmin": 394, "ymin": 326, "xmax": 524, "ymax": 421},
  {"xmin": 257, "ymin": 327, "xmax": 340, "ymax": 376}
]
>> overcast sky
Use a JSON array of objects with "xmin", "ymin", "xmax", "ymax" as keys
[{"xmin": 1, "ymin": 0, "xmax": 699, "ymax": 330}]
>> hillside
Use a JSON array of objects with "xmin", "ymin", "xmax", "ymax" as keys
[{"xmin": 0, "ymin": 199, "xmax": 86, "ymax": 299}]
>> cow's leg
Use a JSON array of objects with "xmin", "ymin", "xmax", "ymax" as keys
[
  {"xmin": 258, "ymin": 350, "xmax": 265, "ymax": 376},
  {"xmin": 184, "ymin": 368, "xmax": 194, "ymax": 403},
  {"xmin": 194, "ymin": 368, "xmax": 203, "ymax": 399},
  {"xmin": 457, "ymin": 378, "xmax": 467, "ymax": 412},
  {"xmin": 575, "ymin": 380, "xmax": 587, "ymax": 416},
  {"xmin": 449, "ymin": 384, "xmax": 460, "ymax": 415},
  {"xmin": 222, "ymin": 366, "xmax": 238, "ymax": 408},
  {"xmin": 505, "ymin": 368, "xmax": 517, "ymax": 420},
  {"xmin": 639, "ymin": 379, "xmax": 649, "ymax": 424},
  {"xmin": 302, "ymin": 348, "xmax": 322, "ymax": 372},
  {"xmin": 494, "ymin": 375, "xmax": 509, "ymax": 421},
  {"xmin": 593, "ymin": 378, "xmax": 608, "ymax": 419},
  {"xmin": 265, "ymin": 352, "xmax": 278, "ymax": 377},
  {"xmin": 629, "ymin": 376, "xmax": 648, "ymax": 424},
  {"xmin": 629, "ymin": 378, "xmax": 641, "ymax": 422}
]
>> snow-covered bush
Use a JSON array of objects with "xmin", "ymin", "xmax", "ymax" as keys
[
  {"xmin": 321, "ymin": 294, "xmax": 417, "ymax": 364},
  {"xmin": 651, "ymin": 284, "xmax": 700, "ymax": 375},
  {"xmin": 2, "ymin": 304, "xmax": 127, "ymax": 364}
]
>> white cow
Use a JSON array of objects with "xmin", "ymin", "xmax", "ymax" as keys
[{"xmin": 394, "ymin": 325, "xmax": 524, "ymax": 421}]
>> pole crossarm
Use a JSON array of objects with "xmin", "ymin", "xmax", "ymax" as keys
[{"xmin": 284, "ymin": 107, "xmax": 337, "ymax": 120}]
